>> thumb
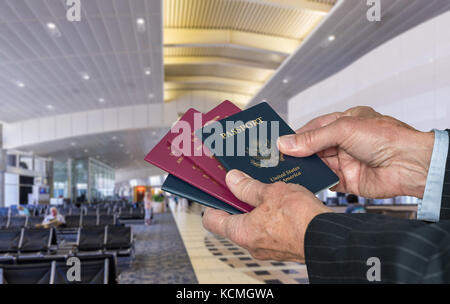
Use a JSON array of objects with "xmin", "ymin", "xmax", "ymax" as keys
[{"xmin": 277, "ymin": 120, "xmax": 347, "ymax": 157}]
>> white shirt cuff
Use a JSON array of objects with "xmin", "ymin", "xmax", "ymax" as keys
[{"xmin": 417, "ymin": 129, "xmax": 449, "ymax": 222}]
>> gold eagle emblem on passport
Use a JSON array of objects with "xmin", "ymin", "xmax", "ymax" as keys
[{"xmin": 246, "ymin": 138, "xmax": 285, "ymax": 168}]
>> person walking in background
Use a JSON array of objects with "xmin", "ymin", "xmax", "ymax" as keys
[{"xmin": 144, "ymin": 191, "xmax": 153, "ymax": 226}]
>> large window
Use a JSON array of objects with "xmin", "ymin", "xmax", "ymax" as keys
[
  {"xmin": 51, "ymin": 158, "xmax": 115, "ymax": 203},
  {"xmin": 53, "ymin": 161, "xmax": 68, "ymax": 198},
  {"xmin": 88, "ymin": 158, "xmax": 114, "ymax": 202},
  {"xmin": 72, "ymin": 159, "xmax": 88, "ymax": 202}
]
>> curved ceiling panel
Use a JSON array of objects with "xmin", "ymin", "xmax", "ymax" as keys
[
  {"xmin": 164, "ymin": 0, "xmax": 329, "ymax": 39},
  {"xmin": 162, "ymin": 0, "xmax": 336, "ymax": 105}
]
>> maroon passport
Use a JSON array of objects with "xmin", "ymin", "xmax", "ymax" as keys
[
  {"xmin": 167, "ymin": 100, "xmax": 242, "ymax": 188},
  {"xmin": 144, "ymin": 108, "xmax": 253, "ymax": 213}
]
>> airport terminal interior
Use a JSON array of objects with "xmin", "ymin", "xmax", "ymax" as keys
[{"xmin": 0, "ymin": 0, "xmax": 449, "ymax": 284}]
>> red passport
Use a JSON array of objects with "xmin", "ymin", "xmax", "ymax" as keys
[
  {"xmin": 144, "ymin": 108, "xmax": 254, "ymax": 213},
  {"xmin": 167, "ymin": 100, "xmax": 242, "ymax": 188}
]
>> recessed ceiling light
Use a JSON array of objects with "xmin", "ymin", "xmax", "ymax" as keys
[
  {"xmin": 145, "ymin": 68, "xmax": 151, "ymax": 76},
  {"xmin": 46, "ymin": 22, "xmax": 56, "ymax": 30},
  {"xmin": 71, "ymin": 142, "xmax": 77, "ymax": 147},
  {"xmin": 99, "ymin": 98, "xmax": 105, "ymax": 103},
  {"xmin": 136, "ymin": 18, "xmax": 146, "ymax": 32},
  {"xmin": 328, "ymin": 35, "xmax": 336, "ymax": 42},
  {"xmin": 17, "ymin": 82, "xmax": 25, "ymax": 88},
  {"xmin": 282, "ymin": 78, "xmax": 289, "ymax": 84},
  {"xmin": 47, "ymin": 105, "xmax": 54, "ymax": 110},
  {"xmin": 112, "ymin": 136, "xmax": 117, "ymax": 141},
  {"xmin": 82, "ymin": 73, "xmax": 90, "ymax": 80},
  {"xmin": 148, "ymin": 93, "xmax": 154, "ymax": 99},
  {"xmin": 45, "ymin": 22, "xmax": 62, "ymax": 38}
]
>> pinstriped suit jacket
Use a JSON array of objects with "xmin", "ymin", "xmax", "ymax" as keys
[{"xmin": 304, "ymin": 130, "xmax": 450, "ymax": 284}]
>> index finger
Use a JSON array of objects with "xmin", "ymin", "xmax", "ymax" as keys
[{"xmin": 296, "ymin": 112, "xmax": 343, "ymax": 134}]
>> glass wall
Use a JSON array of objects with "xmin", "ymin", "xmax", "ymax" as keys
[
  {"xmin": 53, "ymin": 158, "xmax": 115, "ymax": 203},
  {"xmin": 72, "ymin": 158, "xmax": 88, "ymax": 203},
  {"xmin": 88, "ymin": 158, "xmax": 114, "ymax": 202},
  {"xmin": 53, "ymin": 161, "xmax": 68, "ymax": 198}
]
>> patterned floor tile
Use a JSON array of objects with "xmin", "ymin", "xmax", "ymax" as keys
[{"xmin": 204, "ymin": 234, "xmax": 309, "ymax": 284}]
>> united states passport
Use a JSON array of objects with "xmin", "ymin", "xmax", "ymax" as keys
[{"xmin": 196, "ymin": 102, "xmax": 339, "ymax": 194}]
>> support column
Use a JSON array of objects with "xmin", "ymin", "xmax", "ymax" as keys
[
  {"xmin": 0, "ymin": 124, "xmax": 5, "ymax": 207},
  {"xmin": 0, "ymin": 150, "xmax": 6, "ymax": 208},
  {"xmin": 46, "ymin": 160, "xmax": 54, "ymax": 201},
  {"xmin": 67, "ymin": 158, "xmax": 73, "ymax": 202},
  {"xmin": 87, "ymin": 158, "xmax": 91, "ymax": 204}
]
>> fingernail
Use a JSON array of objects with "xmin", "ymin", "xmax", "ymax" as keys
[
  {"xmin": 226, "ymin": 170, "xmax": 247, "ymax": 185},
  {"xmin": 278, "ymin": 135, "xmax": 296, "ymax": 150}
]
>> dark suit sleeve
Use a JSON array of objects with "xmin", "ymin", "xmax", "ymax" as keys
[
  {"xmin": 439, "ymin": 129, "xmax": 450, "ymax": 220},
  {"xmin": 305, "ymin": 213, "xmax": 450, "ymax": 283}
]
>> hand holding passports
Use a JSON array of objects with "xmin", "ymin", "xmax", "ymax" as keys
[{"xmin": 145, "ymin": 101, "xmax": 339, "ymax": 214}]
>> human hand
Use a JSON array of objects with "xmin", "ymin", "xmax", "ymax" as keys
[
  {"xmin": 202, "ymin": 170, "xmax": 332, "ymax": 262},
  {"xmin": 277, "ymin": 106, "xmax": 434, "ymax": 199}
]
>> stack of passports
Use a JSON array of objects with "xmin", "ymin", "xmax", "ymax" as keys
[{"xmin": 145, "ymin": 101, "xmax": 339, "ymax": 215}]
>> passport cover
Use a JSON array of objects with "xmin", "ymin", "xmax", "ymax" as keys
[
  {"xmin": 197, "ymin": 102, "xmax": 340, "ymax": 194},
  {"xmin": 144, "ymin": 109, "xmax": 254, "ymax": 213},
  {"xmin": 166, "ymin": 100, "xmax": 242, "ymax": 188},
  {"xmin": 162, "ymin": 174, "xmax": 243, "ymax": 215}
]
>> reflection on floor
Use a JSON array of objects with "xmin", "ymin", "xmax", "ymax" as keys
[
  {"xmin": 170, "ymin": 201, "xmax": 309, "ymax": 284},
  {"xmin": 118, "ymin": 211, "xmax": 198, "ymax": 284}
]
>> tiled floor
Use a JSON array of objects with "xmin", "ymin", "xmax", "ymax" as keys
[
  {"xmin": 117, "ymin": 201, "xmax": 309, "ymax": 284},
  {"xmin": 170, "ymin": 201, "xmax": 309, "ymax": 284},
  {"xmin": 118, "ymin": 211, "xmax": 198, "ymax": 284}
]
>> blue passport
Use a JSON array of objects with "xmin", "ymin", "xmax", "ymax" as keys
[
  {"xmin": 162, "ymin": 174, "xmax": 243, "ymax": 215},
  {"xmin": 197, "ymin": 102, "xmax": 339, "ymax": 194}
]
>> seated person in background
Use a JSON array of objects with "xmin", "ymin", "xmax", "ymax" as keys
[
  {"xmin": 18, "ymin": 205, "xmax": 30, "ymax": 217},
  {"xmin": 345, "ymin": 194, "xmax": 366, "ymax": 214},
  {"xmin": 37, "ymin": 207, "xmax": 66, "ymax": 228}
]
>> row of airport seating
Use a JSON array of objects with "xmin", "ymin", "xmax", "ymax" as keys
[
  {"xmin": 0, "ymin": 254, "xmax": 116, "ymax": 284},
  {"xmin": 0, "ymin": 228, "xmax": 57, "ymax": 256},
  {"xmin": 0, "ymin": 214, "xmax": 118, "ymax": 230},
  {"xmin": 0, "ymin": 201, "xmax": 138, "ymax": 284},
  {"xmin": 63, "ymin": 214, "xmax": 118, "ymax": 228},
  {"xmin": 47, "ymin": 205, "xmax": 144, "ymax": 220},
  {"xmin": 75, "ymin": 226, "xmax": 134, "ymax": 256},
  {"xmin": 0, "ymin": 226, "xmax": 133, "ymax": 258},
  {"xmin": 0, "ymin": 205, "xmax": 49, "ymax": 217},
  {"xmin": 0, "ymin": 199, "xmax": 139, "ymax": 218},
  {"xmin": 0, "ymin": 226, "xmax": 133, "ymax": 284},
  {"xmin": 0, "ymin": 216, "xmax": 45, "ymax": 229}
]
